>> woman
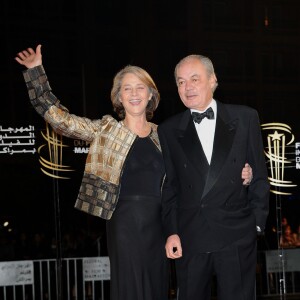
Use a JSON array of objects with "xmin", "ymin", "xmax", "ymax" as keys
[{"xmin": 15, "ymin": 45, "xmax": 253, "ymax": 300}]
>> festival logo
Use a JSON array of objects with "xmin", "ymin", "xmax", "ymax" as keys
[{"xmin": 261, "ymin": 123, "xmax": 297, "ymax": 195}]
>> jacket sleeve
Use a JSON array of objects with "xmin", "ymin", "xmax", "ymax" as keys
[
  {"xmin": 247, "ymin": 110, "xmax": 270, "ymax": 232},
  {"xmin": 158, "ymin": 125, "xmax": 179, "ymax": 238},
  {"xmin": 23, "ymin": 65, "xmax": 106, "ymax": 142}
]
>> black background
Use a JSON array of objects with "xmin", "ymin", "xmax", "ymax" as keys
[{"xmin": 1, "ymin": 0, "xmax": 300, "ymax": 258}]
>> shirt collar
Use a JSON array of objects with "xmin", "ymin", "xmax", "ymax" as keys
[{"xmin": 190, "ymin": 99, "xmax": 217, "ymax": 115}]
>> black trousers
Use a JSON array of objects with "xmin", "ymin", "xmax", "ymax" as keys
[{"xmin": 176, "ymin": 231, "xmax": 257, "ymax": 300}]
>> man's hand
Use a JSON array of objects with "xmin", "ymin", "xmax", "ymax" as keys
[
  {"xmin": 165, "ymin": 234, "xmax": 182, "ymax": 259},
  {"xmin": 15, "ymin": 44, "xmax": 42, "ymax": 69}
]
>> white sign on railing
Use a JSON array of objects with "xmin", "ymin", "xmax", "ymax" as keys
[
  {"xmin": 83, "ymin": 257, "xmax": 110, "ymax": 281},
  {"xmin": 265, "ymin": 248, "xmax": 300, "ymax": 272},
  {"xmin": 0, "ymin": 261, "xmax": 34, "ymax": 286}
]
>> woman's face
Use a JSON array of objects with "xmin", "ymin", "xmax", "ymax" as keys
[
  {"xmin": 285, "ymin": 226, "xmax": 292, "ymax": 235},
  {"xmin": 119, "ymin": 73, "xmax": 152, "ymax": 118}
]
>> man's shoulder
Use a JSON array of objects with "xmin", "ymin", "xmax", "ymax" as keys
[{"xmin": 219, "ymin": 101, "xmax": 258, "ymax": 116}]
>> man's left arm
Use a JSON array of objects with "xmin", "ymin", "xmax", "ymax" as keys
[{"xmin": 247, "ymin": 110, "xmax": 270, "ymax": 233}]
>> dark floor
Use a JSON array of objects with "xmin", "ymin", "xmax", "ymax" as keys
[
  {"xmin": 257, "ymin": 296, "xmax": 300, "ymax": 300},
  {"xmin": 168, "ymin": 293, "xmax": 300, "ymax": 300}
]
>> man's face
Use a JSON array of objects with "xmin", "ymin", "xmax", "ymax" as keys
[{"xmin": 176, "ymin": 58, "xmax": 216, "ymax": 111}]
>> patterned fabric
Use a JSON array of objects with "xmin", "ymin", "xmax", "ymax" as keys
[{"xmin": 23, "ymin": 65, "xmax": 161, "ymax": 220}]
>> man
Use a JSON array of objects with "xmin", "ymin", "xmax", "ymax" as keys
[{"xmin": 158, "ymin": 55, "xmax": 270, "ymax": 300}]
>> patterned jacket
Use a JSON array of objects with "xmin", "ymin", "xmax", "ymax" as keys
[{"xmin": 23, "ymin": 65, "xmax": 162, "ymax": 220}]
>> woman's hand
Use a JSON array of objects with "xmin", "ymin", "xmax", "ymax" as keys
[
  {"xmin": 242, "ymin": 163, "xmax": 253, "ymax": 185},
  {"xmin": 15, "ymin": 44, "xmax": 42, "ymax": 69}
]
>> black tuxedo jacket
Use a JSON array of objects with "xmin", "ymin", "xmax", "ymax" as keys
[{"xmin": 158, "ymin": 100, "xmax": 270, "ymax": 254}]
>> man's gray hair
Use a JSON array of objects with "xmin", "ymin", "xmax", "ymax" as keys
[{"xmin": 174, "ymin": 54, "xmax": 218, "ymax": 93}]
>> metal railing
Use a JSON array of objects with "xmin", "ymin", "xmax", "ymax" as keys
[
  {"xmin": 0, "ymin": 257, "xmax": 110, "ymax": 300},
  {"xmin": 256, "ymin": 249, "xmax": 300, "ymax": 298},
  {"xmin": 0, "ymin": 251, "xmax": 300, "ymax": 300}
]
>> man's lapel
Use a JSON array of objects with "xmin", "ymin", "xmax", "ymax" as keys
[
  {"xmin": 176, "ymin": 110, "xmax": 210, "ymax": 179},
  {"xmin": 202, "ymin": 102, "xmax": 238, "ymax": 198}
]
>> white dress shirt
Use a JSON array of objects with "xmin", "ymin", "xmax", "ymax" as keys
[{"xmin": 191, "ymin": 99, "xmax": 217, "ymax": 164}]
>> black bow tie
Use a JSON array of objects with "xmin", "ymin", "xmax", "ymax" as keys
[{"xmin": 191, "ymin": 107, "xmax": 214, "ymax": 124}]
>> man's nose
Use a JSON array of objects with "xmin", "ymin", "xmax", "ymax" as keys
[{"xmin": 185, "ymin": 81, "xmax": 193, "ymax": 90}]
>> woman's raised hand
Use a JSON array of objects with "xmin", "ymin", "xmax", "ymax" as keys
[{"xmin": 15, "ymin": 44, "xmax": 42, "ymax": 69}]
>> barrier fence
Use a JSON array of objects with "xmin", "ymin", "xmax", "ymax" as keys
[
  {"xmin": 0, "ymin": 257, "xmax": 110, "ymax": 300},
  {"xmin": 0, "ymin": 250, "xmax": 299, "ymax": 300}
]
